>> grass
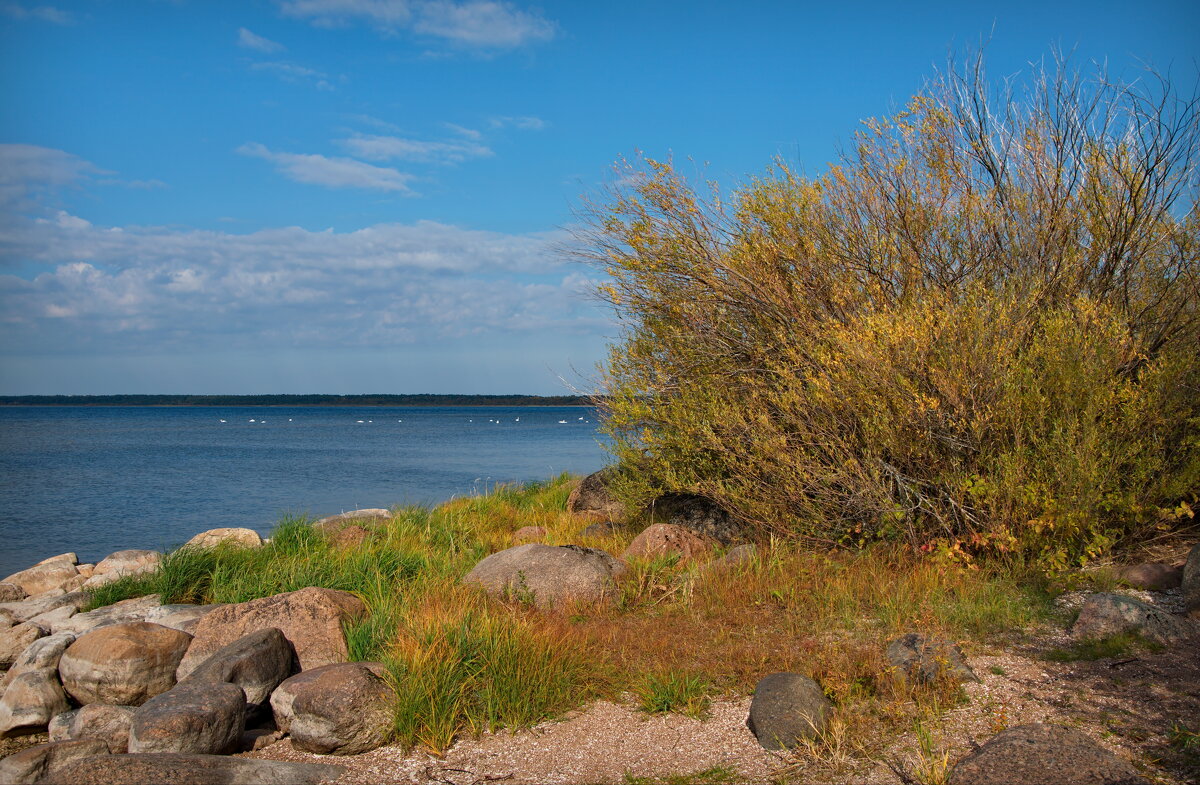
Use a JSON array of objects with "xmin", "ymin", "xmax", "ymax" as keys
[
  {"xmin": 622, "ymin": 767, "xmax": 739, "ymax": 785},
  {"xmin": 1044, "ymin": 632, "xmax": 1164, "ymax": 662},
  {"xmin": 83, "ymin": 472, "xmax": 1062, "ymax": 763}
]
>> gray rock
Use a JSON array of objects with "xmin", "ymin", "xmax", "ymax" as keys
[
  {"xmin": 1116, "ymin": 562, "xmax": 1183, "ymax": 591},
  {"xmin": 52, "ymin": 595, "xmax": 162, "ymax": 636},
  {"xmin": 886, "ymin": 633, "xmax": 978, "ymax": 686},
  {"xmin": 567, "ymin": 468, "xmax": 624, "ymax": 519},
  {"xmin": 128, "ymin": 681, "xmax": 246, "ymax": 755},
  {"xmin": 947, "ymin": 723, "xmax": 1147, "ymax": 784},
  {"xmin": 41, "ymin": 754, "xmax": 345, "ymax": 785},
  {"xmin": 1071, "ymin": 593, "xmax": 1187, "ymax": 645},
  {"xmin": 642, "ymin": 493, "xmax": 747, "ymax": 545},
  {"xmin": 80, "ymin": 550, "xmax": 161, "ymax": 590},
  {"xmin": 0, "ymin": 668, "xmax": 70, "ymax": 737},
  {"xmin": 46, "ymin": 710, "xmax": 77, "ymax": 742},
  {"xmin": 0, "ymin": 584, "xmax": 27, "ymax": 603},
  {"xmin": 270, "ymin": 663, "xmax": 391, "ymax": 755},
  {"xmin": 462, "ymin": 544, "xmax": 628, "ymax": 608},
  {"xmin": 66, "ymin": 703, "xmax": 136, "ymax": 753},
  {"xmin": 179, "ymin": 628, "xmax": 296, "ymax": 711},
  {"xmin": 0, "ymin": 622, "xmax": 48, "ymax": 669},
  {"xmin": 59, "ymin": 622, "xmax": 192, "ymax": 706},
  {"xmin": 143, "ymin": 603, "xmax": 223, "ymax": 635},
  {"xmin": 0, "ymin": 738, "xmax": 109, "ymax": 784},
  {"xmin": 746, "ymin": 672, "xmax": 833, "ymax": 749},
  {"xmin": 0, "ymin": 631, "xmax": 75, "ymax": 690},
  {"xmin": 1182, "ymin": 543, "xmax": 1200, "ymax": 619},
  {"xmin": 0, "ymin": 592, "xmax": 88, "ymax": 625}
]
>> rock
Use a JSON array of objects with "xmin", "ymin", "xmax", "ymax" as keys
[
  {"xmin": 143, "ymin": 604, "xmax": 223, "ymax": 635},
  {"xmin": 47, "ymin": 710, "xmax": 77, "ymax": 742},
  {"xmin": 0, "ymin": 622, "xmax": 47, "ymax": 668},
  {"xmin": 270, "ymin": 663, "xmax": 391, "ymax": 755},
  {"xmin": 128, "ymin": 680, "xmax": 246, "ymax": 755},
  {"xmin": 46, "ymin": 753, "xmax": 345, "ymax": 785},
  {"xmin": 642, "ymin": 493, "xmax": 746, "ymax": 545},
  {"xmin": 621, "ymin": 523, "xmax": 715, "ymax": 563},
  {"xmin": 240, "ymin": 728, "xmax": 284, "ymax": 752},
  {"xmin": 313, "ymin": 509, "xmax": 390, "ymax": 534},
  {"xmin": 581, "ymin": 521, "xmax": 621, "ymax": 538},
  {"xmin": 26, "ymin": 606, "xmax": 76, "ymax": 631},
  {"xmin": 715, "ymin": 543, "xmax": 757, "ymax": 567},
  {"xmin": 1070, "ymin": 593, "xmax": 1186, "ymax": 645},
  {"xmin": 0, "ymin": 632, "xmax": 75, "ymax": 690},
  {"xmin": 179, "ymin": 628, "xmax": 296, "ymax": 710},
  {"xmin": 746, "ymin": 672, "xmax": 833, "ymax": 749},
  {"xmin": 1183, "ymin": 543, "xmax": 1200, "ymax": 619},
  {"xmin": 75, "ymin": 564, "xmax": 94, "ymax": 579},
  {"xmin": 80, "ymin": 550, "xmax": 162, "ymax": 590},
  {"xmin": 567, "ymin": 468, "xmax": 624, "ymax": 518},
  {"xmin": 0, "ymin": 738, "xmax": 110, "ymax": 784},
  {"xmin": 0, "ymin": 592, "xmax": 88, "ymax": 625},
  {"xmin": 53, "ymin": 595, "xmax": 162, "ymax": 636},
  {"xmin": 1116, "ymin": 562, "xmax": 1182, "ymax": 591},
  {"xmin": 176, "ymin": 588, "xmax": 366, "ymax": 676},
  {"xmin": 0, "ymin": 556, "xmax": 78, "ymax": 597},
  {"xmin": 59, "ymin": 622, "xmax": 192, "ymax": 706},
  {"xmin": 0, "ymin": 584, "xmax": 26, "ymax": 603},
  {"xmin": 65, "ymin": 703, "xmax": 136, "ymax": 753},
  {"xmin": 184, "ymin": 528, "xmax": 263, "ymax": 549},
  {"xmin": 886, "ymin": 633, "xmax": 978, "ymax": 686},
  {"xmin": 947, "ymin": 723, "xmax": 1148, "ymax": 784},
  {"xmin": 329, "ymin": 524, "xmax": 370, "ymax": 548},
  {"xmin": 0, "ymin": 669, "xmax": 70, "ymax": 737},
  {"xmin": 463, "ymin": 544, "xmax": 628, "ymax": 608},
  {"xmin": 512, "ymin": 526, "xmax": 547, "ymax": 544}
]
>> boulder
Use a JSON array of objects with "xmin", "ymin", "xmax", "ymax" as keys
[
  {"xmin": 1116, "ymin": 562, "xmax": 1182, "ymax": 591},
  {"xmin": 463, "ymin": 544, "xmax": 628, "ymax": 608},
  {"xmin": 886, "ymin": 633, "xmax": 978, "ymax": 686},
  {"xmin": 567, "ymin": 468, "xmax": 624, "ymax": 519},
  {"xmin": 53, "ymin": 595, "xmax": 162, "ymax": 636},
  {"xmin": 179, "ymin": 628, "xmax": 296, "ymax": 710},
  {"xmin": 26, "ymin": 606, "xmax": 76, "ymax": 631},
  {"xmin": 0, "ymin": 622, "xmax": 47, "ymax": 669},
  {"xmin": 621, "ymin": 523, "xmax": 715, "ymax": 563},
  {"xmin": 269, "ymin": 663, "xmax": 391, "ymax": 755},
  {"xmin": 512, "ymin": 526, "xmax": 547, "ymax": 544},
  {"xmin": 0, "ymin": 632, "xmax": 75, "ymax": 690},
  {"xmin": 642, "ymin": 493, "xmax": 746, "ymax": 545},
  {"xmin": 184, "ymin": 528, "xmax": 263, "ymax": 549},
  {"xmin": 59, "ymin": 622, "xmax": 192, "ymax": 706},
  {"xmin": 581, "ymin": 521, "xmax": 621, "ymax": 538},
  {"xmin": 329, "ymin": 524, "xmax": 370, "ymax": 548},
  {"xmin": 0, "ymin": 738, "xmax": 110, "ymax": 785},
  {"xmin": 176, "ymin": 588, "xmax": 366, "ymax": 676},
  {"xmin": 0, "ymin": 669, "xmax": 70, "ymax": 737},
  {"xmin": 712, "ymin": 543, "xmax": 757, "ymax": 569},
  {"xmin": 47, "ymin": 710, "xmax": 77, "ymax": 742},
  {"xmin": 1183, "ymin": 542, "xmax": 1200, "ymax": 619},
  {"xmin": 746, "ymin": 672, "xmax": 833, "ymax": 750},
  {"xmin": 128, "ymin": 681, "xmax": 246, "ymax": 755},
  {"xmin": 947, "ymin": 723, "xmax": 1148, "ymax": 784},
  {"xmin": 0, "ymin": 584, "xmax": 26, "ymax": 603},
  {"xmin": 65, "ymin": 703, "xmax": 136, "ymax": 753},
  {"xmin": 1070, "ymin": 593, "xmax": 1186, "ymax": 645},
  {"xmin": 313, "ymin": 509, "xmax": 390, "ymax": 534},
  {"xmin": 143, "ymin": 603, "xmax": 223, "ymax": 635},
  {"xmin": 75, "ymin": 564, "xmax": 94, "ymax": 579},
  {"xmin": 45, "ymin": 753, "xmax": 345, "ymax": 785},
  {"xmin": 80, "ymin": 550, "xmax": 162, "ymax": 590},
  {"xmin": 0, "ymin": 592, "xmax": 88, "ymax": 624},
  {"xmin": 0, "ymin": 555, "xmax": 78, "ymax": 597}
]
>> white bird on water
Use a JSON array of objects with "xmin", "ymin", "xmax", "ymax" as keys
[
  {"xmin": 249, "ymin": 419, "xmax": 256, "ymax": 423},
  {"xmin": 356, "ymin": 420, "xmax": 364, "ymax": 423},
  {"xmin": 219, "ymin": 419, "xmax": 226, "ymax": 423},
  {"xmin": 558, "ymin": 420, "xmax": 568, "ymax": 424}
]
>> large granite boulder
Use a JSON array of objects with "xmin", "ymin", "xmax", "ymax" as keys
[
  {"xmin": 179, "ymin": 628, "xmax": 296, "ymax": 710},
  {"xmin": 53, "ymin": 595, "xmax": 162, "ymax": 636},
  {"xmin": 144, "ymin": 603, "xmax": 223, "ymax": 635},
  {"xmin": 0, "ymin": 738, "xmax": 110, "ymax": 785},
  {"xmin": 1070, "ymin": 593, "xmax": 1186, "ymax": 645},
  {"xmin": 886, "ymin": 633, "xmax": 978, "ymax": 686},
  {"xmin": 0, "ymin": 631, "xmax": 75, "ymax": 690},
  {"xmin": 947, "ymin": 723, "xmax": 1147, "ymax": 784},
  {"xmin": 0, "ymin": 555, "xmax": 79, "ymax": 597},
  {"xmin": 0, "ymin": 592, "xmax": 88, "ymax": 625},
  {"xmin": 64, "ymin": 703, "xmax": 136, "ymax": 753},
  {"xmin": 176, "ymin": 588, "xmax": 366, "ymax": 676},
  {"xmin": 184, "ymin": 528, "xmax": 263, "ymax": 549},
  {"xmin": 567, "ymin": 468, "xmax": 624, "ymax": 519},
  {"xmin": 641, "ymin": 494, "xmax": 746, "ymax": 545},
  {"xmin": 81, "ymin": 550, "xmax": 162, "ymax": 590},
  {"xmin": 59, "ymin": 622, "xmax": 192, "ymax": 706},
  {"xmin": 462, "ymin": 544, "xmax": 628, "ymax": 608},
  {"xmin": 128, "ymin": 681, "xmax": 246, "ymax": 754},
  {"xmin": 746, "ymin": 673, "xmax": 833, "ymax": 749},
  {"xmin": 42, "ymin": 753, "xmax": 345, "ymax": 785},
  {"xmin": 1183, "ymin": 542, "xmax": 1200, "ymax": 619},
  {"xmin": 621, "ymin": 523, "xmax": 715, "ymax": 563},
  {"xmin": 270, "ymin": 662, "xmax": 391, "ymax": 754},
  {"xmin": 0, "ymin": 621, "xmax": 48, "ymax": 668},
  {"xmin": 0, "ymin": 668, "xmax": 71, "ymax": 737},
  {"xmin": 0, "ymin": 584, "xmax": 26, "ymax": 603}
]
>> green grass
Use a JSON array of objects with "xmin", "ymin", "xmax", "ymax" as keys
[
  {"xmin": 633, "ymin": 670, "xmax": 712, "ymax": 719},
  {"xmin": 622, "ymin": 766, "xmax": 739, "ymax": 785},
  {"xmin": 1044, "ymin": 632, "xmax": 1164, "ymax": 662}
]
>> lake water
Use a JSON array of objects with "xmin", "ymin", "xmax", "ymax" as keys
[{"xmin": 0, "ymin": 406, "xmax": 608, "ymax": 577}]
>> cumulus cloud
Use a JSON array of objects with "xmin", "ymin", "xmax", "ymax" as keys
[
  {"xmin": 238, "ymin": 27, "xmax": 286, "ymax": 53},
  {"xmin": 278, "ymin": 0, "xmax": 555, "ymax": 49},
  {"xmin": 337, "ymin": 133, "xmax": 492, "ymax": 164},
  {"xmin": 1, "ymin": 3, "xmax": 72, "ymax": 24},
  {"xmin": 237, "ymin": 142, "xmax": 416, "ymax": 192}
]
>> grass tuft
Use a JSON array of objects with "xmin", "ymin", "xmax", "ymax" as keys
[{"xmin": 633, "ymin": 670, "xmax": 712, "ymax": 719}]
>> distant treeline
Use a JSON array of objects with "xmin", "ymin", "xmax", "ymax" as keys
[{"xmin": 0, "ymin": 394, "xmax": 598, "ymax": 407}]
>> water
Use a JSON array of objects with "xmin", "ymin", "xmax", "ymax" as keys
[{"xmin": 0, "ymin": 406, "xmax": 608, "ymax": 577}]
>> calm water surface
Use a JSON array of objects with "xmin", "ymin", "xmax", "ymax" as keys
[{"xmin": 0, "ymin": 406, "xmax": 607, "ymax": 576}]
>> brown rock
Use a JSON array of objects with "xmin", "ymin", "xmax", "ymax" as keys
[
  {"xmin": 0, "ymin": 738, "xmax": 109, "ymax": 784},
  {"xmin": 330, "ymin": 524, "xmax": 369, "ymax": 548},
  {"xmin": 143, "ymin": 603, "xmax": 223, "ymax": 635},
  {"xmin": 0, "ymin": 583, "xmax": 26, "ymax": 603},
  {"xmin": 0, "ymin": 592, "xmax": 88, "ymax": 624},
  {"xmin": 462, "ymin": 544, "xmax": 628, "ymax": 608},
  {"xmin": 0, "ymin": 555, "xmax": 78, "ymax": 597},
  {"xmin": 1, "ymin": 631, "xmax": 75, "ymax": 690},
  {"xmin": 0, "ymin": 621, "xmax": 48, "ymax": 669},
  {"xmin": 128, "ymin": 681, "xmax": 246, "ymax": 754},
  {"xmin": 314, "ymin": 509, "xmax": 390, "ymax": 534},
  {"xmin": 0, "ymin": 669, "xmax": 70, "ymax": 737},
  {"xmin": 184, "ymin": 528, "xmax": 263, "ymax": 549},
  {"xmin": 512, "ymin": 525, "xmax": 547, "ymax": 544},
  {"xmin": 566, "ymin": 468, "xmax": 624, "ymax": 519},
  {"xmin": 947, "ymin": 723, "xmax": 1147, "ymax": 784},
  {"xmin": 81, "ymin": 550, "xmax": 162, "ymax": 590},
  {"xmin": 622, "ymin": 523, "xmax": 715, "ymax": 563},
  {"xmin": 1116, "ymin": 562, "xmax": 1183, "ymax": 591},
  {"xmin": 47, "ymin": 710, "xmax": 77, "ymax": 742},
  {"xmin": 59, "ymin": 622, "xmax": 192, "ymax": 706},
  {"xmin": 179, "ymin": 627, "xmax": 297, "ymax": 710},
  {"xmin": 176, "ymin": 587, "xmax": 366, "ymax": 676},
  {"xmin": 66, "ymin": 703, "xmax": 136, "ymax": 753},
  {"xmin": 270, "ymin": 663, "xmax": 391, "ymax": 754},
  {"xmin": 46, "ymin": 753, "xmax": 345, "ymax": 785},
  {"xmin": 53, "ymin": 594, "xmax": 161, "ymax": 636}
]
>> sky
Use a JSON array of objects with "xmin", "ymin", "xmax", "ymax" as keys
[{"xmin": 1, "ymin": 1, "xmax": 1197, "ymax": 395}]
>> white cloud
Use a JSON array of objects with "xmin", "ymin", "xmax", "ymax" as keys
[
  {"xmin": 237, "ymin": 142, "xmax": 416, "ymax": 192},
  {"xmin": 238, "ymin": 27, "xmax": 286, "ymax": 53},
  {"xmin": 249, "ymin": 61, "xmax": 334, "ymax": 90},
  {"xmin": 277, "ymin": 0, "xmax": 555, "ymax": 49},
  {"xmin": 488, "ymin": 115, "xmax": 545, "ymax": 131},
  {"xmin": 337, "ymin": 133, "xmax": 492, "ymax": 164},
  {"xmin": 1, "ymin": 3, "xmax": 72, "ymax": 24},
  {"xmin": 444, "ymin": 123, "xmax": 483, "ymax": 141}
]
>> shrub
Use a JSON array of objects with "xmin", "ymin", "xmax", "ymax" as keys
[{"xmin": 574, "ymin": 52, "xmax": 1200, "ymax": 567}]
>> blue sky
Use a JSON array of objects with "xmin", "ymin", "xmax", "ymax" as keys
[{"xmin": 1, "ymin": 1, "xmax": 1197, "ymax": 395}]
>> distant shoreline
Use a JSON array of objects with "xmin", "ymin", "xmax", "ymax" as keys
[{"xmin": 0, "ymin": 394, "xmax": 599, "ymax": 407}]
